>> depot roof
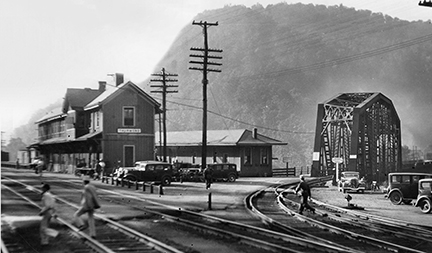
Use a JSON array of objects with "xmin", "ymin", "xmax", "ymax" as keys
[{"xmin": 156, "ymin": 129, "xmax": 287, "ymax": 146}]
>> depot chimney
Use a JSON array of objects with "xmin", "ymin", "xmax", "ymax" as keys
[
  {"xmin": 253, "ymin": 128, "xmax": 258, "ymax": 139},
  {"xmin": 115, "ymin": 73, "xmax": 124, "ymax": 86},
  {"xmin": 98, "ymin": 81, "xmax": 106, "ymax": 92}
]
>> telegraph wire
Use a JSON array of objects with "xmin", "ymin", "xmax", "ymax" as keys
[
  {"xmin": 103, "ymin": 77, "xmax": 312, "ymax": 135},
  {"xmin": 162, "ymin": 98, "xmax": 314, "ymax": 135},
  {"xmin": 236, "ymin": 32, "xmax": 432, "ymax": 80}
]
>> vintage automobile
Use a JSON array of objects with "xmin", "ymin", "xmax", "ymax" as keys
[
  {"xmin": 206, "ymin": 163, "xmax": 239, "ymax": 182},
  {"xmin": 338, "ymin": 171, "xmax": 365, "ymax": 193},
  {"xmin": 414, "ymin": 178, "xmax": 432, "ymax": 214},
  {"xmin": 386, "ymin": 172, "xmax": 432, "ymax": 205},
  {"xmin": 179, "ymin": 167, "xmax": 203, "ymax": 182},
  {"xmin": 122, "ymin": 161, "xmax": 173, "ymax": 186},
  {"xmin": 172, "ymin": 162, "xmax": 201, "ymax": 182}
]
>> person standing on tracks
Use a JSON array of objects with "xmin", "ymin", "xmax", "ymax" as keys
[
  {"xmin": 39, "ymin": 183, "xmax": 58, "ymax": 246},
  {"xmin": 203, "ymin": 166, "xmax": 213, "ymax": 189},
  {"xmin": 295, "ymin": 175, "xmax": 316, "ymax": 215},
  {"xmin": 74, "ymin": 176, "xmax": 101, "ymax": 238}
]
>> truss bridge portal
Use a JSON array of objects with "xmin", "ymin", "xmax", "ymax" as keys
[{"xmin": 312, "ymin": 92, "xmax": 402, "ymax": 184}]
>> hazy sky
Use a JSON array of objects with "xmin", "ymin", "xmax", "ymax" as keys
[{"xmin": 0, "ymin": 0, "xmax": 430, "ymax": 143}]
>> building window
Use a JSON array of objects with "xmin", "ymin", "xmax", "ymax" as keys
[
  {"xmin": 96, "ymin": 111, "xmax": 100, "ymax": 127},
  {"xmin": 123, "ymin": 107, "xmax": 135, "ymax": 127},
  {"xmin": 244, "ymin": 147, "xmax": 251, "ymax": 165},
  {"xmin": 260, "ymin": 148, "xmax": 268, "ymax": 165}
]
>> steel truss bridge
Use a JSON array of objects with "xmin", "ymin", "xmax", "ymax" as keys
[{"xmin": 312, "ymin": 92, "xmax": 402, "ymax": 184}]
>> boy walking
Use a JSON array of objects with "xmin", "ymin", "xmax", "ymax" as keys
[
  {"xmin": 74, "ymin": 176, "xmax": 100, "ymax": 238},
  {"xmin": 39, "ymin": 183, "xmax": 58, "ymax": 245}
]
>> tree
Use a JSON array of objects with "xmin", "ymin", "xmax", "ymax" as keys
[
  {"xmin": 401, "ymin": 145, "xmax": 411, "ymax": 161},
  {"xmin": 6, "ymin": 137, "xmax": 27, "ymax": 162}
]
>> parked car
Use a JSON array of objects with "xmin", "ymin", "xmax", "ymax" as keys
[
  {"xmin": 179, "ymin": 167, "xmax": 203, "ymax": 182},
  {"xmin": 206, "ymin": 163, "xmax": 239, "ymax": 182},
  {"xmin": 414, "ymin": 178, "xmax": 432, "ymax": 214},
  {"xmin": 338, "ymin": 171, "xmax": 366, "ymax": 193},
  {"xmin": 173, "ymin": 162, "xmax": 201, "ymax": 182},
  {"xmin": 122, "ymin": 161, "xmax": 173, "ymax": 186},
  {"xmin": 386, "ymin": 172, "xmax": 432, "ymax": 205}
]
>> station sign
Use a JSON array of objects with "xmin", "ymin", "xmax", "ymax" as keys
[
  {"xmin": 332, "ymin": 157, "xmax": 343, "ymax": 164},
  {"xmin": 117, "ymin": 128, "xmax": 141, "ymax": 134}
]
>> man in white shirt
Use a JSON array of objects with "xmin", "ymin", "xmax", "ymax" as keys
[{"xmin": 39, "ymin": 183, "xmax": 57, "ymax": 245}]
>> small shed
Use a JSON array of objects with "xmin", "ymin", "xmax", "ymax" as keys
[{"xmin": 156, "ymin": 128, "xmax": 287, "ymax": 177}]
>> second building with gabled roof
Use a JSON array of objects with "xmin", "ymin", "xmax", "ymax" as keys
[{"xmin": 156, "ymin": 128, "xmax": 287, "ymax": 177}]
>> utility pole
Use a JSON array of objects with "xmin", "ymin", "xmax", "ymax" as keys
[
  {"xmin": 189, "ymin": 20, "xmax": 222, "ymax": 171},
  {"xmin": 150, "ymin": 68, "xmax": 178, "ymax": 162},
  {"xmin": 419, "ymin": 0, "xmax": 432, "ymax": 7},
  {"xmin": 1, "ymin": 131, "xmax": 5, "ymax": 148}
]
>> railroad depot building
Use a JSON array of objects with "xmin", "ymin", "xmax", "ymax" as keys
[
  {"xmin": 33, "ymin": 74, "xmax": 162, "ymax": 173},
  {"xmin": 156, "ymin": 129, "xmax": 287, "ymax": 177}
]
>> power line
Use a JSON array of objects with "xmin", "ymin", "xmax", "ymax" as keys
[
  {"xmin": 236, "ymin": 33, "xmax": 432, "ymax": 80},
  {"xmin": 163, "ymin": 99, "xmax": 314, "ymax": 135}
]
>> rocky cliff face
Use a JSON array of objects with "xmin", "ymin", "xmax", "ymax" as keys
[{"xmin": 143, "ymin": 3, "xmax": 432, "ymax": 167}]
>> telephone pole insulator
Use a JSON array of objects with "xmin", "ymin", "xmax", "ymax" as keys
[
  {"xmin": 189, "ymin": 20, "xmax": 223, "ymax": 171},
  {"xmin": 419, "ymin": 0, "xmax": 432, "ymax": 7},
  {"xmin": 150, "ymin": 68, "xmax": 178, "ymax": 162}
]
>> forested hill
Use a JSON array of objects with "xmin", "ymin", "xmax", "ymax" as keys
[{"xmin": 143, "ymin": 3, "xmax": 432, "ymax": 167}]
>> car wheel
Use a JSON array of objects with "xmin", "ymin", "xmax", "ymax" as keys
[
  {"xmin": 162, "ymin": 176, "xmax": 171, "ymax": 186},
  {"xmin": 420, "ymin": 199, "xmax": 432, "ymax": 214},
  {"xmin": 389, "ymin": 191, "xmax": 403, "ymax": 205},
  {"xmin": 124, "ymin": 175, "xmax": 137, "ymax": 182},
  {"xmin": 227, "ymin": 174, "xmax": 236, "ymax": 182}
]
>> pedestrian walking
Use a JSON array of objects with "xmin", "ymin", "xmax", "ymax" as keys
[
  {"xmin": 37, "ymin": 158, "xmax": 44, "ymax": 178},
  {"xmin": 295, "ymin": 175, "xmax": 315, "ymax": 215},
  {"xmin": 203, "ymin": 166, "xmax": 213, "ymax": 189},
  {"xmin": 98, "ymin": 160, "xmax": 106, "ymax": 179},
  {"xmin": 74, "ymin": 176, "xmax": 101, "ymax": 238},
  {"xmin": 39, "ymin": 183, "xmax": 58, "ymax": 246},
  {"xmin": 93, "ymin": 160, "xmax": 102, "ymax": 180}
]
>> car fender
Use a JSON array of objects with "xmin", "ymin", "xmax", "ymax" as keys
[
  {"xmin": 388, "ymin": 188, "xmax": 403, "ymax": 198},
  {"xmin": 415, "ymin": 195, "xmax": 431, "ymax": 207},
  {"xmin": 123, "ymin": 173, "xmax": 137, "ymax": 180}
]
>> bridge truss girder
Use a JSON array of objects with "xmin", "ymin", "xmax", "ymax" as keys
[{"xmin": 312, "ymin": 93, "xmax": 402, "ymax": 183}]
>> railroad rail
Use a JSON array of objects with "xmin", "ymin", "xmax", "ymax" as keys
[
  {"xmin": 2, "ymin": 169, "xmax": 352, "ymax": 253},
  {"xmin": 1, "ymin": 176, "xmax": 183, "ymax": 253},
  {"xmin": 246, "ymin": 177, "xmax": 431, "ymax": 253}
]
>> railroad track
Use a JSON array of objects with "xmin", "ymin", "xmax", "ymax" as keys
[
  {"xmin": 2, "ymin": 169, "xmax": 352, "ymax": 253},
  {"xmin": 1, "ymin": 176, "xmax": 183, "ymax": 253},
  {"xmin": 247, "ymin": 178, "xmax": 432, "ymax": 253}
]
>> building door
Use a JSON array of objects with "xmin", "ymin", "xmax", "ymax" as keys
[{"xmin": 124, "ymin": 145, "xmax": 135, "ymax": 167}]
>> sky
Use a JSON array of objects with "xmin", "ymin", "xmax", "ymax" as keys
[{"xmin": 0, "ymin": 0, "xmax": 430, "ymax": 145}]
